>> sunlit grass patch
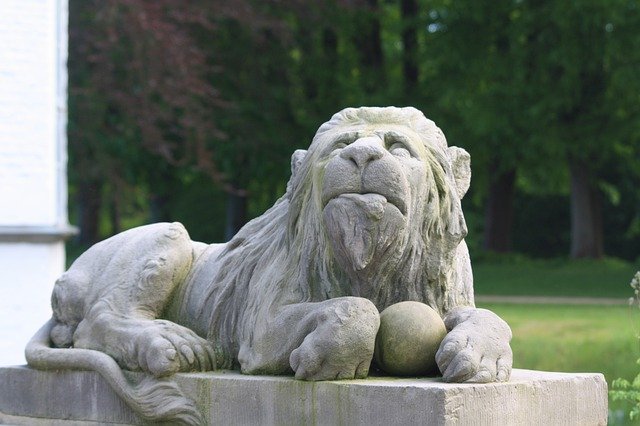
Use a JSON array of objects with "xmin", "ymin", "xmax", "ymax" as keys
[{"xmin": 479, "ymin": 303, "xmax": 640, "ymax": 425}]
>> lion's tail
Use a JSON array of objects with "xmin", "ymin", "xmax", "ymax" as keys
[{"xmin": 25, "ymin": 319, "xmax": 204, "ymax": 425}]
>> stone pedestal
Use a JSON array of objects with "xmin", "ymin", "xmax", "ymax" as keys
[{"xmin": 0, "ymin": 366, "xmax": 607, "ymax": 425}]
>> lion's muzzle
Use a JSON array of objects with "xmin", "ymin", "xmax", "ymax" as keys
[{"xmin": 321, "ymin": 137, "xmax": 410, "ymax": 215}]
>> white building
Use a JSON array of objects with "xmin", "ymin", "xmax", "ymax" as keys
[{"xmin": 0, "ymin": 0, "xmax": 73, "ymax": 366}]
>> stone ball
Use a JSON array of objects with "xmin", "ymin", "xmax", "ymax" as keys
[{"xmin": 374, "ymin": 301, "xmax": 447, "ymax": 376}]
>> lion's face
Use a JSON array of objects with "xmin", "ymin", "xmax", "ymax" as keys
[
  {"xmin": 284, "ymin": 107, "xmax": 470, "ymax": 307},
  {"xmin": 320, "ymin": 125, "xmax": 429, "ymax": 218},
  {"xmin": 315, "ymin": 125, "xmax": 429, "ymax": 276}
]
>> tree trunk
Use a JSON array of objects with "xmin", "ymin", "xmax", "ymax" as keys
[
  {"xmin": 363, "ymin": 0, "xmax": 383, "ymax": 70},
  {"xmin": 483, "ymin": 168, "xmax": 516, "ymax": 252},
  {"xmin": 401, "ymin": 0, "xmax": 419, "ymax": 93},
  {"xmin": 353, "ymin": 0, "xmax": 384, "ymax": 92},
  {"xmin": 569, "ymin": 158, "xmax": 604, "ymax": 259},
  {"xmin": 149, "ymin": 193, "xmax": 171, "ymax": 223},
  {"xmin": 77, "ymin": 180, "xmax": 103, "ymax": 246},
  {"xmin": 225, "ymin": 192, "xmax": 248, "ymax": 241},
  {"xmin": 109, "ymin": 192, "xmax": 121, "ymax": 235},
  {"xmin": 322, "ymin": 28, "xmax": 337, "ymax": 57}
]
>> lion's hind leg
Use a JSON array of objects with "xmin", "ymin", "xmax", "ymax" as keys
[
  {"xmin": 75, "ymin": 311, "xmax": 216, "ymax": 377},
  {"xmin": 49, "ymin": 269, "xmax": 88, "ymax": 348},
  {"xmin": 70, "ymin": 222, "xmax": 216, "ymax": 376},
  {"xmin": 27, "ymin": 319, "xmax": 204, "ymax": 425},
  {"xmin": 129, "ymin": 318, "xmax": 217, "ymax": 376}
]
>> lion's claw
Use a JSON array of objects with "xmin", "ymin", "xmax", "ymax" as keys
[
  {"xmin": 290, "ymin": 341, "xmax": 323, "ymax": 380},
  {"xmin": 436, "ymin": 308, "xmax": 512, "ymax": 383},
  {"xmin": 135, "ymin": 320, "xmax": 215, "ymax": 377}
]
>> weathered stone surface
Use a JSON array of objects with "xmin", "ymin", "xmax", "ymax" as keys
[
  {"xmin": 24, "ymin": 107, "xmax": 513, "ymax": 423},
  {"xmin": 374, "ymin": 301, "xmax": 446, "ymax": 376},
  {"xmin": 0, "ymin": 366, "xmax": 607, "ymax": 425}
]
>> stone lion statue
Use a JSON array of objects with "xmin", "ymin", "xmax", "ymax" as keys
[{"xmin": 26, "ymin": 106, "xmax": 512, "ymax": 424}]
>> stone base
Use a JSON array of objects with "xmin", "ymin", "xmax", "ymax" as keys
[{"xmin": 0, "ymin": 366, "xmax": 607, "ymax": 425}]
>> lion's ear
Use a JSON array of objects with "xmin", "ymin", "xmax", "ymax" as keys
[
  {"xmin": 448, "ymin": 146, "xmax": 471, "ymax": 199},
  {"xmin": 286, "ymin": 149, "xmax": 308, "ymax": 194},
  {"xmin": 291, "ymin": 149, "xmax": 307, "ymax": 177}
]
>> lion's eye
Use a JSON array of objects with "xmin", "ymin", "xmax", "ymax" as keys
[
  {"xmin": 389, "ymin": 144, "xmax": 411, "ymax": 158},
  {"xmin": 334, "ymin": 142, "xmax": 348, "ymax": 150}
]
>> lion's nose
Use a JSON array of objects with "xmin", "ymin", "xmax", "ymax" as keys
[{"xmin": 340, "ymin": 137, "xmax": 385, "ymax": 169}]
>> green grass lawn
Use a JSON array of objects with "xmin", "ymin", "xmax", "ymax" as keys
[
  {"xmin": 477, "ymin": 302, "xmax": 640, "ymax": 424},
  {"xmin": 472, "ymin": 258, "xmax": 640, "ymax": 423},
  {"xmin": 473, "ymin": 256, "xmax": 639, "ymax": 298},
  {"xmin": 479, "ymin": 303, "xmax": 639, "ymax": 383}
]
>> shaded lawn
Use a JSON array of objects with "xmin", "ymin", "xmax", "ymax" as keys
[
  {"xmin": 473, "ymin": 257, "xmax": 639, "ymax": 298},
  {"xmin": 479, "ymin": 303, "xmax": 640, "ymax": 424}
]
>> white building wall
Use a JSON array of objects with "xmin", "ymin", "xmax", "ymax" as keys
[{"xmin": 0, "ymin": 0, "xmax": 71, "ymax": 366}]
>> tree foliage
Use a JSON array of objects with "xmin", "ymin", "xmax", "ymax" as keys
[
  {"xmin": 67, "ymin": 0, "xmax": 640, "ymax": 261},
  {"xmin": 422, "ymin": 0, "xmax": 640, "ymax": 258}
]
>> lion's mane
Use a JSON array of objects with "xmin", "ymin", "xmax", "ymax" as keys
[{"xmin": 190, "ymin": 107, "xmax": 472, "ymax": 368}]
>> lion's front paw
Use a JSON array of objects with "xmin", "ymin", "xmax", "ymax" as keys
[
  {"xmin": 135, "ymin": 320, "xmax": 216, "ymax": 377},
  {"xmin": 435, "ymin": 309, "xmax": 512, "ymax": 383},
  {"xmin": 289, "ymin": 331, "xmax": 373, "ymax": 381},
  {"xmin": 290, "ymin": 299, "xmax": 379, "ymax": 381}
]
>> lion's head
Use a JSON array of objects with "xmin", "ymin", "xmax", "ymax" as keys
[
  {"xmin": 285, "ymin": 107, "xmax": 472, "ymax": 309},
  {"xmin": 206, "ymin": 107, "xmax": 473, "ymax": 361}
]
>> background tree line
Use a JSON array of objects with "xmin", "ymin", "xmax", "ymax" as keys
[{"xmin": 68, "ymin": 0, "xmax": 640, "ymax": 261}]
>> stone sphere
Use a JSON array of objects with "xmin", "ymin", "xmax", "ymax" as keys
[{"xmin": 374, "ymin": 301, "xmax": 447, "ymax": 376}]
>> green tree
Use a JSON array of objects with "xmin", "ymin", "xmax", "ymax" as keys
[
  {"xmin": 424, "ymin": 0, "xmax": 640, "ymax": 258},
  {"xmin": 67, "ymin": 0, "xmax": 639, "ymax": 259},
  {"xmin": 525, "ymin": 0, "xmax": 640, "ymax": 258},
  {"xmin": 424, "ymin": 0, "xmax": 548, "ymax": 252},
  {"xmin": 68, "ymin": 0, "xmax": 298, "ymax": 243},
  {"xmin": 68, "ymin": 0, "xmax": 228, "ymax": 243}
]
